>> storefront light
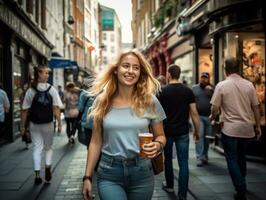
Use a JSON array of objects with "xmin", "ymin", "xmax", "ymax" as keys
[
  {"xmin": 210, "ymin": 38, "xmax": 214, "ymax": 45},
  {"xmin": 235, "ymin": 34, "xmax": 239, "ymax": 39}
]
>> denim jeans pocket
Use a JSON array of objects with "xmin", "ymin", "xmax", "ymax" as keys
[
  {"xmin": 98, "ymin": 160, "xmax": 113, "ymax": 173},
  {"xmin": 137, "ymin": 160, "xmax": 153, "ymax": 173}
]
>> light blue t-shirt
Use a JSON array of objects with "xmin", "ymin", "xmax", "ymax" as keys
[
  {"xmin": 0, "ymin": 89, "xmax": 10, "ymax": 122},
  {"xmin": 102, "ymin": 96, "xmax": 166, "ymax": 158}
]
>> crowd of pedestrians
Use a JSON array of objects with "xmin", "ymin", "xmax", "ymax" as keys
[{"xmin": 0, "ymin": 50, "xmax": 262, "ymax": 200}]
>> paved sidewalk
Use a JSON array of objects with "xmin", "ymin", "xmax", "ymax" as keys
[
  {"xmin": 1, "ymin": 131, "xmax": 265, "ymax": 200},
  {"xmin": 54, "ymin": 144, "xmax": 195, "ymax": 200},
  {"xmin": 172, "ymin": 142, "xmax": 266, "ymax": 200},
  {"xmin": 0, "ymin": 127, "xmax": 77, "ymax": 200},
  {"xmin": 55, "ymin": 138, "xmax": 266, "ymax": 200}
]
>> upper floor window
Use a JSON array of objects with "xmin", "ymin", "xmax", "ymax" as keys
[
  {"xmin": 110, "ymin": 34, "xmax": 114, "ymax": 42},
  {"xmin": 103, "ymin": 33, "xmax": 107, "ymax": 40}
]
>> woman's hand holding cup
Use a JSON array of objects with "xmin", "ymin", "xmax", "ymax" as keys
[{"xmin": 139, "ymin": 133, "xmax": 158, "ymax": 158}]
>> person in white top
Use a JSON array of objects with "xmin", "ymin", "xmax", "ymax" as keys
[
  {"xmin": 21, "ymin": 65, "xmax": 63, "ymax": 185},
  {"xmin": 0, "ymin": 82, "xmax": 10, "ymax": 137},
  {"xmin": 210, "ymin": 57, "xmax": 261, "ymax": 200}
]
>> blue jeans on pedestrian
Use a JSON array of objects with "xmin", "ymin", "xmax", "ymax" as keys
[
  {"xmin": 164, "ymin": 134, "xmax": 189, "ymax": 198},
  {"xmin": 221, "ymin": 133, "xmax": 248, "ymax": 194},
  {"xmin": 196, "ymin": 116, "xmax": 212, "ymax": 161},
  {"xmin": 97, "ymin": 153, "xmax": 154, "ymax": 200}
]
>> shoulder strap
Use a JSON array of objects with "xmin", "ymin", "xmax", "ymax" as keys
[
  {"xmin": 45, "ymin": 85, "xmax": 52, "ymax": 93},
  {"xmin": 81, "ymin": 96, "xmax": 90, "ymax": 114},
  {"xmin": 32, "ymin": 85, "xmax": 52, "ymax": 93}
]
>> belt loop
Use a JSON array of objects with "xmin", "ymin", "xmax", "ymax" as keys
[{"xmin": 110, "ymin": 157, "xmax": 114, "ymax": 166}]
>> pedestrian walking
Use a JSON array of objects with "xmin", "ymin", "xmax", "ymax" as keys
[
  {"xmin": 192, "ymin": 72, "xmax": 214, "ymax": 166},
  {"xmin": 64, "ymin": 83, "xmax": 80, "ymax": 144},
  {"xmin": 157, "ymin": 75, "xmax": 167, "ymax": 88},
  {"xmin": 21, "ymin": 65, "xmax": 62, "ymax": 185},
  {"xmin": 157, "ymin": 64, "xmax": 200, "ymax": 200},
  {"xmin": 0, "ymin": 82, "xmax": 10, "ymax": 138},
  {"xmin": 82, "ymin": 49, "xmax": 166, "ymax": 200},
  {"xmin": 57, "ymin": 85, "xmax": 64, "ymax": 104},
  {"xmin": 210, "ymin": 57, "xmax": 261, "ymax": 200}
]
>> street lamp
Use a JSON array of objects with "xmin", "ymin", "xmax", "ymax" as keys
[{"xmin": 67, "ymin": 16, "xmax": 75, "ymax": 25}]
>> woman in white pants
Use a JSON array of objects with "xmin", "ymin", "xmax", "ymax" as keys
[{"xmin": 21, "ymin": 65, "xmax": 62, "ymax": 185}]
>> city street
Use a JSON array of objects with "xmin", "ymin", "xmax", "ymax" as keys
[{"xmin": 0, "ymin": 124, "xmax": 265, "ymax": 200}]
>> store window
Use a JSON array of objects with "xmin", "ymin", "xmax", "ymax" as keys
[
  {"xmin": 174, "ymin": 52, "xmax": 194, "ymax": 86},
  {"xmin": 198, "ymin": 48, "xmax": 214, "ymax": 84},
  {"xmin": 12, "ymin": 40, "xmax": 28, "ymax": 133},
  {"xmin": 221, "ymin": 32, "xmax": 265, "ymax": 125}
]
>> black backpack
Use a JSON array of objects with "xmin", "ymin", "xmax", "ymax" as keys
[{"xmin": 29, "ymin": 86, "xmax": 54, "ymax": 124}]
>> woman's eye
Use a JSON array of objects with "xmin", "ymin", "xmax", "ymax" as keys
[
  {"xmin": 133, "ymin": 66, "xmax": 140, "ymax": 71},
  {"xmin": 122, "ymin": 64, "xmax": 129, "ymax": 69}
]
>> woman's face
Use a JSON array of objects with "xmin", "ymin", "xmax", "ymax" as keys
[
  {"xmin": 116, "ymin": 54, "xmax": 141, "ymax": 87},
  {"xmin": 38, "ymin": 69, "xmax": 49, "ymax": 83}
]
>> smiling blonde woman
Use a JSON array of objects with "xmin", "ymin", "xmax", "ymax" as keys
[{"xmin": 83, "ymin": 49, "xmax": 166, "ymax": 200}]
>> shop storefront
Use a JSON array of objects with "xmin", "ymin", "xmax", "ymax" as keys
[
  {"xmin": 0, "ymin": 4, "xmax": 52, "ymax": 142},
  {"xmin": 207, "ymin": 0, "xmax": 265, "ymax": 160},
  {"xmin": 175, "ymin": 0, "xmax": 265, "ymax": 159}
]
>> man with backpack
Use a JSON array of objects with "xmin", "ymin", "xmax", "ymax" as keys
[{"xmin": 21, "ymin": 66, "xmax": 63, "ymax": 185}]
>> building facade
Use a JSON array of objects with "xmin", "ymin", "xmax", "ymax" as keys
[
  {"xmin": 132, "ymin": 0, "xmax": 265, "ymax": 159},
  {"xmin": 0, "ymin": 0, "xmax": 53, "ymax": 142},
  {"xmin": 99, "ymin": 5, "xmax": 122, "ymax": 71},
  {"xmin": 132, "ymin": 0, "xmax": 178, "ymax": 82},
  {"xmin": 46, "ymin": 0, "xmax": 65, "ymax": 89},
  {"xmin": 84, "ymin": 0, "xmax": 99, "ymax": 76}
]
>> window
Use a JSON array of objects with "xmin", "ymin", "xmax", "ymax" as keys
[
  {"xmin": 111, "ymin": 46, "xmax": 115, "ymax": 53},
  {"xmin": 35, "ymin": 0, "xmax": 39, "ymax": 23},
  {"xmin": 103, "ymin": 33, "xmax": 107, "ymax": 40},
  {"xmin": 220, "ymin": 32, "xmax": 265, "ymax": 125},
  {"xmin": 41, "ymin": 0, "xmax": 46, "ymax": 29},
  {"xmin": 26, "ymin": 0, "xmax": 33, "ymax": 14},
  {"xmin": 110, "ymin": 34, "xmax": 114, "ymax": 42}
]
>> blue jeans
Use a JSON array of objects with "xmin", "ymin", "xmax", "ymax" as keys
[
  {"xmin": 195, "ymin": 116, "xmax": 212, "ymax": 160},
  {"xmin": 97, "ymin": 153, "xmax": 154, "ymax": 200},
  {"xmin": 221, "ymin": 133, "xmax": 248, "ymax": 193},
  {"xmin": 164, "ymin": 134, "xmax": 189, "ymax": 198}
]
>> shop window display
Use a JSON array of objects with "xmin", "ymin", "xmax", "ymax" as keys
[
  {"xmin": 198, "ymin": 49, "xmax": 214, "ymax": 84},
  {"xmin": 174, "ymin": 52, "xmax": 194, "ymax": 86},
  {"xmin": 242, "ymin": 39, "xmax": 265, "ymax": 125},
  {"xmin": 221, "ymin": 32, "xmax": 265, "ymax": 125}
]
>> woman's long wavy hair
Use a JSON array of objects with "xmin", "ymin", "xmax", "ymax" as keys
[{"xmin": 89, "ymin": 49, "xmax": 161, "ymax": 130}]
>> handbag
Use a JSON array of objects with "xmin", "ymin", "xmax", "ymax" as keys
[
  {"xmin": 22, "ymin": 130, "xmax": 32, "ymax": 144},
  {"xmin": 151, "ymin": 152, "xmax": 164, "ymax": 175},
  {"xmin": 77, "ymin": 97, "xmax": 91, "ymax": 146},
  {"xmin": 149, "ymin": 125, "xmax": 164, "ymax": 175}
]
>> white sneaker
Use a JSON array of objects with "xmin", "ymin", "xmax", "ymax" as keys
[{"xmin": 162, "ymin": 181, "xmax": 174, "ymax": 193}]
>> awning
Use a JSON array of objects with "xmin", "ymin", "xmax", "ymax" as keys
[{"xmin": 48, "ymin": 57, "xmax": 78, "ymax": 69}]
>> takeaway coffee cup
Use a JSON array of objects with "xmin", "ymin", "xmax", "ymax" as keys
[{"xmin": 139, "ymin": 133, "xmax": 153, "ymax": 158}]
